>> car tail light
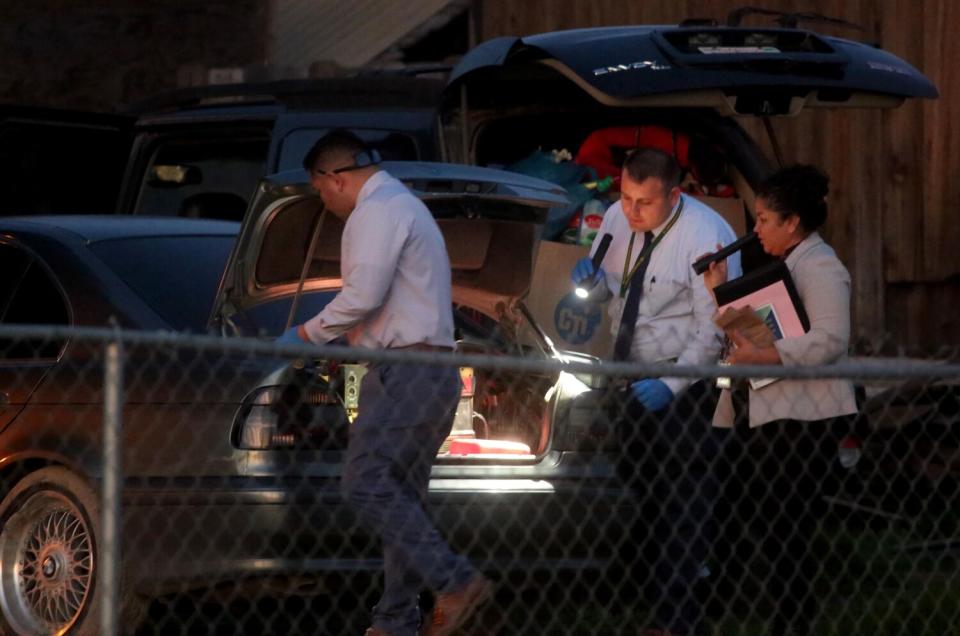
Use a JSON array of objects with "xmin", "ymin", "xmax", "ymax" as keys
[
  {"xmin": 238, "ymin": 388, "xmax": 287, "ymax": 449},
  {"xmin": 236, "ymin": 384, "xmax": 342, "ymax": 450}
]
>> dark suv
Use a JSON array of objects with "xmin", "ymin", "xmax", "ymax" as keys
[
  {"xmin": 0, "ymin": 75, "xmax": 443, "ymax": 221},
  {"xmin": 0, "ymin": 22, "xmax": 937, "ymax": 227},
  {"xmin": 115, "ymin": 76, "xmax": 443, "ymax": 221}
]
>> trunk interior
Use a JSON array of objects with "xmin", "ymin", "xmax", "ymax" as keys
[
  {"xmin": 443, "ymin": 104, "xmax": 774, "ymax": 268},
  {"xmin": 248, "ymin": 193, "xmax": 560, "ymax": 463}
]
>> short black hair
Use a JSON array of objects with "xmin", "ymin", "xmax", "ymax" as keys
[
  {"xmin": 302, "ymin": 128, "xmax": 370, "ymax": 171},
  {"xmin": 623, "ymin": 147, "xmax": 681, "ymax": 191},
  {"xmin": 756, "ymin": 164, "xmax": 829, "ymax": 231}
]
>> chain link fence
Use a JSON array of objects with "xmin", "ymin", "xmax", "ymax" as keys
[{"xmin": 0, "ymin": 325, "xmax": 957, "ymax": 635}]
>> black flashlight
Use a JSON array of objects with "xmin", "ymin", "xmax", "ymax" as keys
[
  {"xmin": 691, "ymin": 232, "xmax": 757, "ymax": 275},
  {"xmin": 575, "ymin": 233, "xmax": 613, "ymax": 299}
]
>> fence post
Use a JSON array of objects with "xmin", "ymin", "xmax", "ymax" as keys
[{"xmin": 101, "ymin": 337, "xmax": 124, "ymax": 635}]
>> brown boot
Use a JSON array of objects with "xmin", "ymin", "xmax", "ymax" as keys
[
  {"xmin": 422, "ymin": 575, "xmax": 494, "ymax": 636},
  {"xmin": 364, "ymin": 628, "xmax": 392, "ymax": 636}
]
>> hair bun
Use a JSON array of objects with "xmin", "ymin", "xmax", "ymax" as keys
[{"xmin": 756, "ymin": 164, "xmax": 830, "ymax": 231}]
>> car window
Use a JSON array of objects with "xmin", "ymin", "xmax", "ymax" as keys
[
  {"xmin": 0, "ymin": 244, "xmax": 70, "ymax": 360},
  {"xmin": 89, "ymin": 235, "xmax": 236, "ymax": 332},
  {"xmin": 255, "ymin": 199, "xmax": 345, "ymax": 286},
  {"xmin": 0, "ymin": 245, "xmax": 31, "ymax": 321},
  {"xmin": 134, "ymin": 137, "xmax": 269, "ymax": 220},
  {"xmin": 0, "ymin": 121, "xmax": 128, "ymax": 216},
  {"xmin": 277, "ymin": 129, "xmax": 419, "ymax": 172}
]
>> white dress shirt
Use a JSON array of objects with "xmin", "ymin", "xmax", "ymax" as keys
[
  {"xmin": 590, "ymin": 193, "xmax": 742, "ymax": 394},
  {"xmin": 303, "ymin": 170, "xmax": 455, "ymax": 349}
]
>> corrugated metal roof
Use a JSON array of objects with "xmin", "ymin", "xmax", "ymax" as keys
[{"xmin": 270, "ymin": 0, "xmax": 457, "ymax": 72}]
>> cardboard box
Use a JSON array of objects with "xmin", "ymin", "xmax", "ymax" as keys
[
  {"xmin": 694, "ymin": 195, "xmax": 747, "ymax": 236},
  {"xmin": 524, "ymin": 240, "xmax": 613, "ymax": 358}
]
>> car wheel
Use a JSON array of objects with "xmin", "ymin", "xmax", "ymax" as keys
[{"xmin": 0, "ymin": 467, "xmax": 103, "ymax": 635}]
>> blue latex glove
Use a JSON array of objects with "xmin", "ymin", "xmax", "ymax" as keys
[
  {"xmin": 571, "ymin": 257, "xmax": 606, "ymax": 285},
  {"xmin": 276, "ymin": 326, "xmax": 307, "ymax": 345},
  {"xmin": 630, "ymin": 379, "xmax": 674, "ymax": 412}
]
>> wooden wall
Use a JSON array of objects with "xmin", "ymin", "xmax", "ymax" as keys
[{"xmin": 476, "ymin": 0, "xmax": 960, "ymax": 354}]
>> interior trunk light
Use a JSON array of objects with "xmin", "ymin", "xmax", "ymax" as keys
[{"xmin": 446, "ymin": 438, "xmax": 531, "ymax": 456}]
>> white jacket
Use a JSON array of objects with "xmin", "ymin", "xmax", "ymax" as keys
[{"xmin": 713, "ymin": 232, "xmax": 858, "ymax": 427}]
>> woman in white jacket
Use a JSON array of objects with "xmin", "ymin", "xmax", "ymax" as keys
[{"xmin": 702, "ymin": 164, "xmax": 858, "ymax": 636}]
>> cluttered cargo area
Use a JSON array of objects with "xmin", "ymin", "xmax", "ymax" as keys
[
  {"xmin": 447, "ymin": 107, "xmax": 763, "ymax": 355},
  {"xmin": 464, "ymin": 109, "xmax": 757, "ymax": 245},
  {"xmin": 440, "ymin": 364, "xmax": 555, "ymax": 461}
]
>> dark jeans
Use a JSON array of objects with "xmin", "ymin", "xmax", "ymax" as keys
[
  {"xmin": 341, "ymin": 362, "xmax": 476, "ymax": 636},
  {"xmin": 714, "ymin": 415, "xmax": 852, "ymax": 636},
  {"xmin": 617, "ymin": 380, "xmax": 723, "ymax": 636}
]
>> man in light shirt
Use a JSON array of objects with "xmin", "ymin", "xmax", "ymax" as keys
[
  {"xmin": 571, "ymin": 148, "xmax": 741, "ymax": 636},
  {"xmin": 278, "ymin": 130, "xmax": 490, "ymax": 636}
]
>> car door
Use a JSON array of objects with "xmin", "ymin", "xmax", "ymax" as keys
[
  {"xmin": 0, "ymin": 242, "xmax": 70, "ymax": 432},
  {"xmin": 0, "ymin": 107, "xmax": 132, "ymax": 216}
]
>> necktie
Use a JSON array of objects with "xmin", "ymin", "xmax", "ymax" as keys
[{"xmin": 613, "ymin": 230, "xmax": 655, "ymax": 361}]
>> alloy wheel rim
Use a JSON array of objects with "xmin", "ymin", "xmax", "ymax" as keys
[{"xmin": 0, "ymin": 491, "xmax": 94, "ymax": 635}]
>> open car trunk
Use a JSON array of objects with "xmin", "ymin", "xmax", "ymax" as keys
[
  {"xmin": 211, "ymin": 162, "xmax": 576, "ymax": 461},
  {"xmin": 439, "ymin": 24, "xmax": 938, "ymax": 244},
  {"xmin": 436, "ymin": 25, "xmax": 939, "ymax": 351}
]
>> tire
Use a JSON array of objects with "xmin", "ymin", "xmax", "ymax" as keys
[{"xmin": 0, "ymin": 467, "xmax": 104, "ymax": 635}]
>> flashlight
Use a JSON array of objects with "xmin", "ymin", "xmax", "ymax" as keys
[
  {"xmin": 691, "ymin": 232, "xmax": 757, "ymax": 275},
  {"xmin": 574, "ymin": 233, "xmax": 613, "ymax": 299}
]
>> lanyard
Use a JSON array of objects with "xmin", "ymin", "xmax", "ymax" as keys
[{"xmin": 618, "ymin": 197, "xmax": 685, "ymax": 298}]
